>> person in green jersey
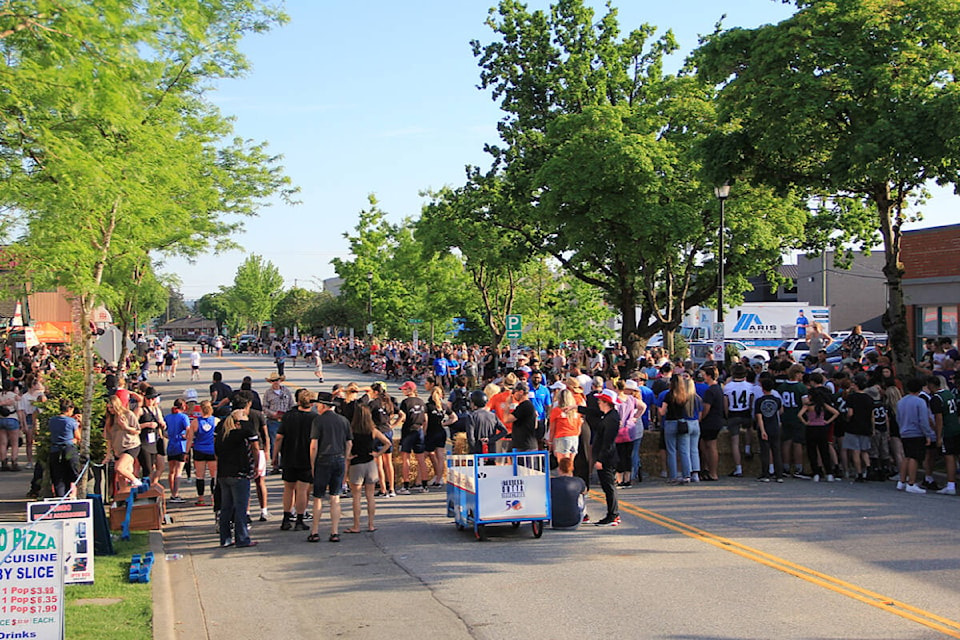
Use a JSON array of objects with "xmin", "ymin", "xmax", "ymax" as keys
[
  {"xmin": 777, "ymin": 364, "xmax": 809, "ymax": 477},
  {"xmin": 929, "ymin": 376, "xmax": 959, "ymax": 495}
]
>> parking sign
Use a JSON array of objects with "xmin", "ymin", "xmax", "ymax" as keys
[{"xmin": 506, "ymin": 314, "xmax": 522, "ymax": 340}]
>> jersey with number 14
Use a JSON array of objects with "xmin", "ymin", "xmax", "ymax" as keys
[{"xmin": 724, "ymin": 380, "xmax": 755, "ymax": 414}]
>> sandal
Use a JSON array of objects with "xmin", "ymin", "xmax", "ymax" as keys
[
  {"xmin": 344, "ymin": 528, "xmax": 361, "ymax": 534},
  {"xmin": 329, "ymin": 533, "xmax": 340, "ymax": 542},
  {"xmin": 306, "ymin": 533, "xmax": 320, "ymax": 543}
]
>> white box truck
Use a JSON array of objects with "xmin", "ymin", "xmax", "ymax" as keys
[{"xmin": 682, "ymin": 303, "xmax": 831, "ymax": 350}]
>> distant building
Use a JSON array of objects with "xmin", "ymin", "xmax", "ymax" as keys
[
  {"xmin": 901, "ymin": 223, "xmax": 960, "ymax": 356},
  {"xmin": 158, "ymin": 316, "xmax": 218, "ymax": 341},
  {"xmin": 797, "ymin": 251, "xmax": 887, "ymax": 333},
  {"xmin": 743, "ymin": 264, "xmax": 799, "ymax": 303},
  {"xmin": 323, "ymin": 277, "xmax": 343, "ymax": 297}
]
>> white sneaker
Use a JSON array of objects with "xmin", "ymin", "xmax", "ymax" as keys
[
  {"xmin": 896, "ymin": 481, "xmax": 905, "ymax": 491},
  {"xmin": 905, "ymin": 484, "xmax": 926, "ymax": 494},
  {"xmin": 936, "ymin": 486, "xmax": 957, "ymax": 495},
  {"xmin": 812, "ymin": 474, "xmax": 820, "ymax": 483},
  {"xmin": 826, "ymin": 474, "xmax": 835, "ymax": 483}
]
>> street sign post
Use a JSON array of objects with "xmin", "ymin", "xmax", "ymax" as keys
[{"xmin": 506, "ymin": 314, "xmax": 522, "ymax": 340}]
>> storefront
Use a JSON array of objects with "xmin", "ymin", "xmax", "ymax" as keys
[{"xmin": 901, "ymin": 224, "xmax": 960, "ymax": 357}]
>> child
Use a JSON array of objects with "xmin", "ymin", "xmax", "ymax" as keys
[{"xmin": 755, "ymin": 376, "xmax": 785, "ymax": 482}]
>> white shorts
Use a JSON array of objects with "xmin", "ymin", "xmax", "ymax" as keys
[{"xmin": 553, "ymin": 436, "xmax": 579, "ymax": 455}]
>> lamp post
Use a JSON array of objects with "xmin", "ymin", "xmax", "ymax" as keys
[
  {"xmin": 366, "ymin": 271, "xmax": 373, "ymax": 337},
  {"xmin": 714, "ymin": 184, "xmax": 730, "ymax": 364}
]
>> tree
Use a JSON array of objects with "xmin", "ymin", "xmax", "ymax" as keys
[
  {"xmin": 103, "ymin": 255, "xmax": 168, "ymax": 366},
  {"xmin": 273, "ymin": 287, "xmax": 318, "ymax": 335},
  {"xmin": 222, "ymin": 255, "xmax": 284, "ymax": 335},
  {"xmin": 0, "ymin": 1, "xmax": 295, "ymax": 481},
  {"xmin": 196, "ymin": 291, "xmax": 230, "ymax": 336},
  {"xmin": 420, "ymin": 173, "xmax": 537, "ymax": 351},
  {"xmin": 471, "ymin": 0, "xmax": 805, "ymax": 362},
  {"xmin": 693, "ymin": 0, "xmax": 960, "ymax": 376}
]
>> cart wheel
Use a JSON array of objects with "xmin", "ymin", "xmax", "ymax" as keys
[
  {"xmin": 475, "ymin": 525, "xmax": 486, "ymax": 541},
  {"xmin": 511, "ymin": 521, "xmax": 521, "ymax": 529},
  {"xmin": 531, "ymin": 521, "xmax": 543, "ymax": 538}
]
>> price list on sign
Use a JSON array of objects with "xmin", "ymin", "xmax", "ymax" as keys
[{"xmin": 0, "ymin": 522, "xmax": 65, "ymax": 639}]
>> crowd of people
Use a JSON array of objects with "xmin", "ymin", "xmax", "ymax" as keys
[{"xmin": 11, "ymin": 328, "xmax": 958, "ymax": 545}]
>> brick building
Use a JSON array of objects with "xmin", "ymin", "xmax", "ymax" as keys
[{"xmin": 901, "ymin": 223, "xmax": 960, "ymax": 355}]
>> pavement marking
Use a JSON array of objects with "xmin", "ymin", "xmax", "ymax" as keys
[{"xmin": 589, "ymin": 490, "xmax": 960, "ymax": 639}]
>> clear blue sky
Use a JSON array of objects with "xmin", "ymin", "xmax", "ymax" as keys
[{"xmin": 166, "ymin": 0, "xmax": 959, "ymax": 299}]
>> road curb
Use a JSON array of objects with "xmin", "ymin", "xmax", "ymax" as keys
[{"xmin": 150, "ymin": 530, "xmax": 175, "ymax": 640}]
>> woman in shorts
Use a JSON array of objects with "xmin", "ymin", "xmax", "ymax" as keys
[
  {"xmin": 189, "ymin": 400, "xmax": 218, "ymax": 506},
  {"xmin": 105, "ymin": 394, "xmax": 144, "ymax": 490},
  {"xmin": 369, "ymin": 382, "xmax": 397, "ymax": 497},
  {"xmin": 345, "ymin": 405, "xmax": 391, "ymax": 533},
  {"xmin": 19, "ymin": 374, "xmax": 46, "ymax": 470},
  {"xmin": 549, "ymin": 389, "xmax": 582, "ymax": 465},
  {"xmin": 164, "ymin": 398, "xmax": 191, "ymax": 502},
  {"xmin": 423, "ymin": 378, "xmax": 450, "ymax": 487},
  {"xmin": 0, "ymin": 380, "xmax": 22, "ymax": 472}
]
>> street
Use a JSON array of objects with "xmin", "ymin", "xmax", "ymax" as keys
[{"xmin": 152, "ymin": 352, "xmax": 960, "ymax": 640}]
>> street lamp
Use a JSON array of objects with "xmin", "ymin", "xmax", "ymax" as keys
[
  {"xmin": 366, "ymin": 271, "xmax": 373, "ymax": 337},
  {"xmin": 714, "ymin": 183, "xmax": 730, "ymax": 364}
]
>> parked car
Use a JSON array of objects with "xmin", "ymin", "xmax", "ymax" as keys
[
  {"xmin": 237, "ymin": 334, "xmax": 258, "ymax": 351},
  {"xmin": 779, "ymin": 339, "xmax": 810, "ymax": 360},
  {"xmin": 196, "ymin": 335, "xmax": 214, "ymax": 346},
  {"xmin": 688, "ymin": 340, "xmax": 769, "ymax": 367}
]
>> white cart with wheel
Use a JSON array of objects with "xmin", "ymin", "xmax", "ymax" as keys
[{"xmin": 446, "ymin": 451, "xmax": 551, "ymax": 541}]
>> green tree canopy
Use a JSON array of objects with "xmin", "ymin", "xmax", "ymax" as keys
[{"xmin": 694, "ymin": 0, "xmax": 960, "ymax": 374}]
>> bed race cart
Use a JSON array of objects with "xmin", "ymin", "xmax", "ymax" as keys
[{"xmin": 446, "ymin": 450, "xmax": 551, "ymax": 541}]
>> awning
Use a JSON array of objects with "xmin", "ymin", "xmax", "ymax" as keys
[{"xmin": 33, "ymin": 321, "xmax": 72, "ymax": 344}]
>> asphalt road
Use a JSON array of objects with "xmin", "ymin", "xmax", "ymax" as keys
[{"xmin": 152, "ymin": 351, "xmax": 960, "ymax": 640}]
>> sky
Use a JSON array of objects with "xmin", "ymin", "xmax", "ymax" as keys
[{"xmin": 165, "ymin": 0, "xmax": 960, "ymax": 300}]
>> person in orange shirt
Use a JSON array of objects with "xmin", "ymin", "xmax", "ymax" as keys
[
  {"xmin": 549, "ymin": 389, "xmax": 583, "ymax": 464},
  {"xmin": 487, "ymin": 373, "xmax": 518, "ymax": 452}
]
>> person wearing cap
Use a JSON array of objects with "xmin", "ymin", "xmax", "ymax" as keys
[
  {"xmin": 618, "ymin": 379, "xmax": 646, "ymax": 487},
  {"xmin": 263, "ymin": 373, "xmax": 293, "ymax": 475},
  {"xmin": 276, "ymin": 389, "xmax": 318, "ymax": 531},
  {"xmin": 137, "ymin": 387, "xmax": 165, "ymax": 486},
  {"xmin": 466, "ymin": 390, "xmax": 507, "ymax": 454},
  {"xmin": 504, "ymin": 382, "xmax": 538, "ymax": 452},
  {"xmin": 307, "ymin": 391, "xmax": 353, "ymax": 542},
  {"xmin": 397, "ymin": 381, "xmax": 429, "ymax": 494},
  {"xmin": 591, "ymin": 389, "xmax": 621, "ymax": 526}
]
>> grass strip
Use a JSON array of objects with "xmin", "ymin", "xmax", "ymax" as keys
[{"xmin": 64, "ymin": 532, "xmax": 153, "ymax": 640}]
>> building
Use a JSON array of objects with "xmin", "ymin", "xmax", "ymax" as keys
[
  {"xmin": 901, "ymin": 224, "xmax": 960, "ymax": 356},
  {"xmin": 796, "ymin": 250, "xmax": 887, "ymax": 333},
  {"xmin": 742, "ymin": 252, "xmax": 887, "ymax": 333},
  {"xmin": 157, "ymin": 316, "xmax": 218, "ymax": 342}
]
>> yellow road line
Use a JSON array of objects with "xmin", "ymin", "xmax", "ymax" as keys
[{"xmin": 589, "ymin": 490, "xmax": 960, "ymax": 638}]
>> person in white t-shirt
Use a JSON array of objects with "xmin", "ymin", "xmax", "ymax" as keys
[
  {"xmin": 190, "ymin": 347, "xmax": 202, "ymax": 381},
  {"xmin": 723, "ymin": 364, "xmax": 756, "ymax": 477}
]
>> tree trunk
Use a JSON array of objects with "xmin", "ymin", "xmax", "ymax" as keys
[
  {"xmin": 875, "ymin": 184, "xmax": 915, "ymax": 377},
  {"xmin": 78, "ymin": 297, "xmax": 97, "ymax": 496},
  {"xmin": 620, "ymin": 286, "xmax": 642, "ymax": 369}
]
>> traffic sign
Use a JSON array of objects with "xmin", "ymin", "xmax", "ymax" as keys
[
  {"xmin": 713, "ymin": 322, "xmax": 724, "ymax": 341},
  {"xmin": 408, "ymin": 319, "xmax": 424, "ymax": 324},
  {"xmin": 506, "ymin": 314, "xmax": 522, "ymax": 340},
  {"xmin": 712, "ymin": 339, "xmax": 725, "ymax": 362}
]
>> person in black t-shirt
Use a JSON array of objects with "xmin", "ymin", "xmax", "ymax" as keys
[
  {"xmin": 308, "ymin": 392, "xmax": 354, "ymax": 542},
  {"xmin": 214, "ymin": 409, "xmax": 259, "ymax": 548},
  {"xmin": 698, "ymin": 366, "xmax": 724, "ymax": 481},
  {"xmin": 754, "ymin": 376, "xmax": 784, "ymax": 482},
  {"xmin": 550, "ymin": 457, "xmax": 587, "ymax": 529},
  {"xmin": 843, "ymin": 374, "xmax": 876, "ymax": 482},
  {"xmin": 276, "ymin": 390, "xmax": 319, "ymax": 532},
  {"xmin": 505, "ymin": 382, "xmax": 538, "ymax": 452},
  {"xmin": 397, "ymin": 381, "xmax": 427, "ymax": 494}
]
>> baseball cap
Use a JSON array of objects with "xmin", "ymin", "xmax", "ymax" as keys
[
  {"xmin": 549, "ymin": 381, "xmax": 566, "ymax": 390},
  {"xmin": 183, "ymin": 388, "xmax": 199, "ymax": 401},
  {"xmin": 596, "ymin": 389, "xmax": 620, "ymax": 405},
  {"xmin": 399, "ymin": 381, "xmax": 417, "ymax": 391}
]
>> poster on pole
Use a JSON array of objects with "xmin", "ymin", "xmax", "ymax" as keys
[
  {"xmin": 28, "ymin": 500, "xmax": 94, "ymax": 584},
  {"xmin": 0, "ymin": 521, "xmax": 65, "ymax": 640}
]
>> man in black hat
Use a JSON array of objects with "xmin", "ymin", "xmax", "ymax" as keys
[{"xmin": 307, "ymin": 392, "xmax": 352, "ymax": 543}]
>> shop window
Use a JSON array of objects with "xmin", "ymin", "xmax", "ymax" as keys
[{"xmin": 916, "ymin": 305, "xmax": 960, "ymax": 356}]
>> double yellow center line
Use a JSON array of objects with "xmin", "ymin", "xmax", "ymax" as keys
[{"xmin": 590, "ymin": 491, "xmax": 960, "ymax": 638}]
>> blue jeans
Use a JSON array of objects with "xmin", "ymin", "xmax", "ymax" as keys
[
  {"xmin": 664, "ymin": 420, "xmax": 700, "ymax": 480},
  {"xmin": 267, "ymin": 420, "xmax": 281, "ymax": 466},
  {"xmin": 631, "ymin": 436, "xmax": 643, "ymax": 480},
  {"xmin": 219, "ymin": 476, "xmax": 251, "ymax": 546}
]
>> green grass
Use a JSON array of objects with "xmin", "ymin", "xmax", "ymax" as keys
[{"xmin": 63, "ymin": 532, "xmax": 153, "ymax": 640}]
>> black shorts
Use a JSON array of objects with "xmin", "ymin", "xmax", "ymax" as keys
[
  {"xmin": 726, "ymin": 413, "xmax": 753, "ymax": 435},
  {"xmin": 282, "ymin": 466, "xmax": 312, "ymax": 484},
  {"xmin": 167, "ymin": 453, "xmax": 186, "ymax": 462},
  {"xmin": 902, "ymin": 436, "xmax": 927, "ymax": 462},
  {"xmin": 193, "ymin": 451, "xmax": 216, "ymax": 462},
  {"xmin": 400, "ymin": 432, "xmax": 425, "ymax": 454},
  {"xmin": 313, "ymin": 457, "xmax": 345, "ymax": 498},
  {"xmin": 942, "ymin": 434, "xmax": 960, "ymax": 456},
  {"xmin": 118, "ymin": 446, "xmax": 141, "ymax": 459},
  {"xmin": 700, "ymin": 427, "xmax": 721, "ymax": 442},
  {"xmin": 424, "ymin": 431, "xmax": 446, "ymax": 451}
]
